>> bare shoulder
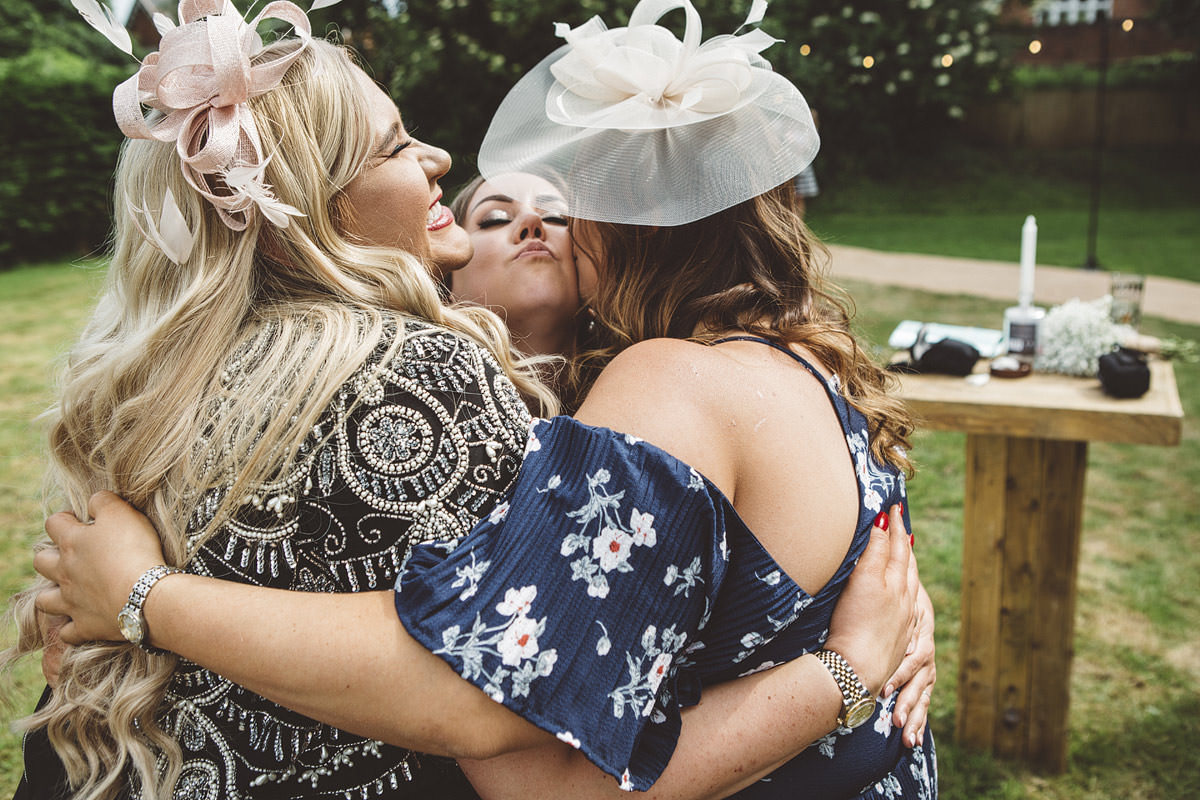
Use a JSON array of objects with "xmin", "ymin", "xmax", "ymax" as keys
[{"xmin": 573, "ymin": 339, "xmax": 747, "ymax": 488}]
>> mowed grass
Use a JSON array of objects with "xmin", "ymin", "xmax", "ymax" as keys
[
  {"xmin": 810, "ymin": 147, "xmax": 1200, "ymax": 283},
  {"xmin": 0, "ymin": 263, "xmax": 1198, "ymax": 798},
  {"xmin": 0, "ymin": 260, "xmax": 107, "ymax": 785}
]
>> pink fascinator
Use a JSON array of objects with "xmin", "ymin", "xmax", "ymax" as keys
[{"xmin": 72, "ymin": 0, "xmax": 342, "ymax": 263}]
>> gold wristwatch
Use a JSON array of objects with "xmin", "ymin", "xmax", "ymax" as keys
[
  {"xmin": 815, "ymin": 649, "xmax": 876, "ymax": 728},
  {"xmin": 117, "ymin": 564, "xmax": 182, "ymax": 653}
]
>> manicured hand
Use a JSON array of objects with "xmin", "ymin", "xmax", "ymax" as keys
[
  {"xmin": 883, "ymin": 580, "xmax": 936, "ymax": 748},
  {"xmin": 824, "ymin": 504, "xmax": 919, "ymax": 698},
  {"xmin": 34, "ymin": 491, "xmax": 167, "ymax": 645}
]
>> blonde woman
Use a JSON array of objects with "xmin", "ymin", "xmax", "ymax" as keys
[{"xmin": 9, "ymin": 2, "xmax": 556, "ymax": 797}]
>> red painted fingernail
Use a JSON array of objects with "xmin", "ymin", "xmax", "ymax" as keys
[
  {"xmin": 910, "ymin": 533, "xmax": 915, "ymax": 549},
  {"xmin": 874, "ymin": 511, "xmax": 888, "ymax": 531},
  {"xmin": 898, "ymin": 502, "xmax": 905, "ymax": 516}
]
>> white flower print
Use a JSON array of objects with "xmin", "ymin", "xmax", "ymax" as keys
[
  {"xmin": 624, "ymin": 433, "xmax": 643, "ymax": 446},
  {"xmin": 742, "ymin": 632, "xmax": 765, "ymax": 648},
  {"xmin": 687, "ymin": 468, "xmax": 705, "ymax": 492},
  {"xmin": 556, "ymin": 731, "xmax": 582, "ymax": 749},
  {"xmin": 496, "ymin": 585, "xmax": 537, "ymax": 617},
  {"xmin": 594, "ymin": 527, "xmax": 635, "ymax": 573},
  {"xmin": 560, "ymin": 468, "xmax": 662, "ymax": 599},
  {"xmin": 816, "ymin": 732, "xmax": 838, "ymax": 759},
  {"xmin": 872, "ymin": 773, "xmax": 902, "ymax": 799},
  {"xmin": 873, "ymin": 704, "xmax": 893, "ymax": 736},
  {"xmin": 630, "ymin": 509, "xmax": 657, "ymax": 547},
  {"xmin": 498, "ymin": 614, "xmax": 542, "ymax": 666},
  {"xmin": 538, "ymin": 474, "xmax": 562, "ymax": 493},
  {"xmin": 619, "ymin": 769, "xmax": 634, "ymax": 791},
  {"xmin": 909, "ymin": 744, "xmax": 933, "ymax": 800},
  {"xmin": 846, "ymin": 430, "xmax": 897, "ymax": 516},
  {"xmin": 608, "ymin": 625, "xmax": 687, "ymax": 721},
  {"xmin": 450, "ymin": 551, "xmax": 490, "ymax": 601},
  {"xmin": 757, "ymin": 569, "xmax": 781, "ymax": 586},
  {"xmin": 435, "ymin": 585, "xmax": 557, "ymax": 702},
  {"xmin": 595, "ymin": 621, "xmax": 611, "ymax": 656},
  {"xmin": 524, "ymin": 422, "xmax": 544, "ymax": 455},
  {"xmin": 663, "ymin": 556, "xmax": 704, "ymax": 597},
  {"xmin": 488, "ymin": 501, "xmax": 510, "ymax": 524},
  {"xmin": 737, "ymin": 660, "xmax": 782, "ymax": 677}
]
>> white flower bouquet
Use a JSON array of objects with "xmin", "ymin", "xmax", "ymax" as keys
[{"xmin": 1035, "ymin": 297, "xmax": 1132, "ymax": 377}]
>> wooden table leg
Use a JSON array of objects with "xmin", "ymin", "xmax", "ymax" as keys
[{"xmin": 955, "ymin": 434, "xmax": 1087, "ymax": 772}]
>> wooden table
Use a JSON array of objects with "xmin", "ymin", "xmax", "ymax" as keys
[{"xmin": 895, "ymin": 360, "xmax": 1183, "ymax": 772}]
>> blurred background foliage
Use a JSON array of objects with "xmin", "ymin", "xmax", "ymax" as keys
[{"xmin": 0, "ymin": 0, "xmax": 1195, "ymax": 268}]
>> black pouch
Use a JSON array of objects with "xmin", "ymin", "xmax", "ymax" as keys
[
  {"xmin": 889, "ymin": 335, "xmax": 981, "ymax": 377},
  {"xmin": 1098, "ymin": 348, "xmax": 1151, "ymax": 398}
]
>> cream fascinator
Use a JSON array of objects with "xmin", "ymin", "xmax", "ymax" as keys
[
  {"xmin": 72, "ymin": 0, "xmax": 341, "ymax": 263},
  {"xmin": 478, "ymin": 0, "xmax": 819, "ymax": 227}
]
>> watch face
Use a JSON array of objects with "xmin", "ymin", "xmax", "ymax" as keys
[
  {"xmin": 117, "ymin": 608, "xmax": 144, "ymax": 644},
  {"xmin": 845, "ymin": 697, "xmax": 876, "ymax": 728}
]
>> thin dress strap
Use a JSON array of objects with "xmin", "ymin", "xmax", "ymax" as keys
[{"xmin": 710, "ymin": 335, "xmax": 831, "ymax": 387}]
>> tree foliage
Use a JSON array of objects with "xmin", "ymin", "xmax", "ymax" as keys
[
  {"xmin": 0, "ymin": 0, "xmax": 130, "ymax": 266},
  {"xmin": 323, "ymin": 0, "xmax": 1011, "ymax": 187},
  {"xmin": 2, "ymin": 0, "xmax": 1011, "ymax": 266}
]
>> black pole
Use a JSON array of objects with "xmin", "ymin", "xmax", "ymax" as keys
[{"xmin": 1083, "ymin": 8, "xmax": 1109, "ymax": 270}]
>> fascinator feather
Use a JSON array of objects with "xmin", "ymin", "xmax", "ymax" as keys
[{"xmin": 72, "ymin": 0, "xmax": 341, "ymax": 262}]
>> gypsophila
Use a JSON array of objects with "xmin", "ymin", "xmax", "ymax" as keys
[{"xmin": 1035, "ymin": 297, "xmax": 1133, "ymax": 377}]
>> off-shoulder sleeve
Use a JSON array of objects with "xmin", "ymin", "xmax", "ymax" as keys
[{"xmin": 394, "ymin": 416, "xmax": 735, "ymax": 790}]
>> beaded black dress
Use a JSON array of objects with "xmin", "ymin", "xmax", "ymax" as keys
[{"xmin": 18, "ymin": 319, "xmax": 532, "ymax": 799}]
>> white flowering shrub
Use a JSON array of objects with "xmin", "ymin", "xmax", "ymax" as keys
[{"xmin": 1035, "ymin": 297, "xmax": 1131, "ymax": 377}]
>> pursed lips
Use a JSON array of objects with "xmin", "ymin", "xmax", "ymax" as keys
[{"xmin": 515, "ymin": 241, "xmax": 553, "ymax": 259}]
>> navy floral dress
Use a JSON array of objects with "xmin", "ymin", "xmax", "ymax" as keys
[{"xmin": 396, "ymin": 342, "xmax": 936, "ymax": 798}]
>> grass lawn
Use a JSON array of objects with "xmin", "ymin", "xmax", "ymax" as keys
[
  {"xmin": 0, "ymin": 260, "xmax": 108, "ymax": 784},
  {"xmin": 810, "ymin": 146, "xmax": 1200, "ymax": 283},
  {"xmin": 1, "ymin": 258, "xmax": 1197, "ymax": 797}
]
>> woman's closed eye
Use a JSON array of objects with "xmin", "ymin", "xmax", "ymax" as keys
[
  {"xmin": 476, "ymin": 209, "xmax": 513, "ymax": 229},
  {"xmin": 476, "ymin": 209, "xmax": 569, "ymax": 229},
  {"xmin": 388, "ymin": 139, "xmax": 414, "ymax": 158}
]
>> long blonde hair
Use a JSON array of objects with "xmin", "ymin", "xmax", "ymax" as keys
[
  {"xmin": 569, "ymin": 183, "xmax": 913, "ymax": 474},
  {"xmin": 3, "ymin": 39, "xmax": 555, "ymax": 800}
]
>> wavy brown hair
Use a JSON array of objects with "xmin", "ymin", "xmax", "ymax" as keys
[{"xmin": 568, "ymin": 182, "xmax": 913, "ymax": 474}]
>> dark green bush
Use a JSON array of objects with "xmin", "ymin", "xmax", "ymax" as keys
[
  {"xmin": 1012, "ymin": 51, "xmax": 1200, "ymax": 90},
  {"xmin": 0, "ymin": 0, "xmax": 1012, "ymax": 267},
  {"xmin": 326, "ymin": 0, "xmax": 1011, "ymax": 187},
  {"xmin": 0, "ymin": 49, "xmax": 128, "ymax": 267}
]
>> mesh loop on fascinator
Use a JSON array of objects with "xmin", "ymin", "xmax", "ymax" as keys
[
  {"xmin": 478, "ymin": 0, "xmax": 818, "ymax": 227},
  {"xmin": 73, "ymin": 0, "xmax": 341, "ymax": 262}
]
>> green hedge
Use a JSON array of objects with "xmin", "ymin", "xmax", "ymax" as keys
[
  {"xmin": 0, "ymin": 48, "xmax": 128, "ymax": 267},
  {"xmin": 1012, "ymin": 51, "xmax": 1200, "ymax": 90}
]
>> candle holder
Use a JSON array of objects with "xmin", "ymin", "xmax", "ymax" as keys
[{"xmin": 1004, "ymin": 304, "xmax": 1046, "ymax": 366}]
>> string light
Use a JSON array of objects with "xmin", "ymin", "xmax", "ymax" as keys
[
  {"xmin": 800, "ymin": 43, "xmax": 811, "ymax": 55},
  {"xmin": 941, "ymin": 53, "xmax": 953, "ymax": 67},
  {"xmin": 1121, "ymin": 18, "xmax": 1134, "ymax": 32},
  {"xmin": 1029, "ymin": 39, "xmax": 1042, "ymax": 54},
  {"xmin": 863, "ymin": 55, "xmax": 875, "ymax": 68}
]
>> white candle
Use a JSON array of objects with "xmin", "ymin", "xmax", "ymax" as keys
[{"xmin": 1019, "ymin": 215, "xmax": 1037, "ymax": 308}]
